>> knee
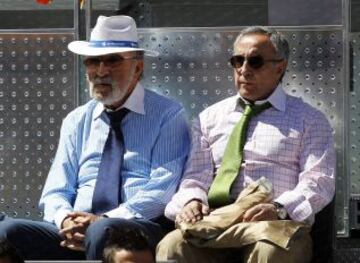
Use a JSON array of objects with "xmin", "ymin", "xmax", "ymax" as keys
[
  {"xmin": 249, "ymin": 241, "xmax": 279, "ymax": 261},
  {"xmin": 246, "ymin": 240, "xmax": 311, "ymax": 263},
  {"xmin": 0, "ymin": 218, "xmax": 21, "ymax": 240},
  {"xmin": 156, "ymin": 229, "xmax": 185, "ymax": 260},
  {"xmin": 85, "ymin": 218, "xmax": 118, "ymax": 245},
  {"xmin": 85, "ymin": 218, "xmax": 135, "ymax": 248}
]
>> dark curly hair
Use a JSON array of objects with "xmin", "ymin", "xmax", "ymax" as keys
[
  {"xmin": 0, "ymin": 240, "xmax": 24, "ymax": 263},
  {"xmin": 102, "ymin": 227, "xmax": 154, "ymax": 263}
]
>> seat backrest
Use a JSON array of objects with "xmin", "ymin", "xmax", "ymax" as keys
[{"xmin": 310, "ymin": 198, "xmax": 335, "ymax": 263}]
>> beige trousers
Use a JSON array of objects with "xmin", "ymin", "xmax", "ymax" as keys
[
  {"xmin": 156, "ymin": 227, "xmax": 312, "ymax": 263},
  {"xmin": 157, "ymin": 179, "xmax": 312, "ymax": 263}
]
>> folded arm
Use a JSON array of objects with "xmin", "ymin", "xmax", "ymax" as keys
[
  {"xmin": 275, "ymin": 111, "xmax": 336, "ymax": 223},
  {"xmin": 39, "ymin": 113, "xmax": 80, "ymax": 228}
]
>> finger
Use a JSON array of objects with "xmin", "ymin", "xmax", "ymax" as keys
[
  {"xmin": 60, "ymin": 240, "xmax": 67, "ymax": 247},
  {"xmin": 183, "ymin": 209, "xmax": 196, "ymax": 223},
  {"xmin": 175, "ymin": 214, "xmax": 183, "ymax": 224},
  {"xmin": 254, "ymin": 207, "xmax": 277, "ymax": 221},
  {"xmin": 60, "ymin": 239, "xmax": 82, "ymax": 246},
  {"xmin": 202, "ymin": 205, "xmax": 210, "ymax": 215},
  {"xmin": 59, "ymin": 226, "xmax": 73, "ymax": 236},
  {"xmin": 189, "ymin": 206, "xmax": 202, "ymax": 221},
  {"xmin": 63, "ymin": 233, "xmax": 73, "ymax": 240},
  {"xmin": 61, "ymin": 216, "xmax": 76, "ymax": 230},
  {"xmin": 73, "ymin": 216, "xmax": 90, "ymax": 224},
  {"xmin": 65, "ymin": 213, "xmax": 84, "ymax": 221},
  {"xmin": 71, "ymin": 224, "xmax": 88, "ymax": 236},
  {"xmin": 60, "ymin": 239, "xmax": 76, "ymax": 247},
  {"xmin": 59, "ymin": 223, "xmax": 84, "ymax": 236},
  {"xmin": 243, "ymin": 206, "xmax": 260, "ymax": 222},
  {"xmin": 248, "ymin": 210, "xmax": 264, "ymax": 222},
  {"xmin": 70, "ymin": 211, "xmax": 90, "ymax": 217},
  {"xmin": 63, "ymin": 232, "xmax": 84, "ymax": 242},
  {"xmin": 59, "ymin": 223, "xmax": 79, "ymax": 234},
  {"xmin": 72, "ymin": 232, "xmax": 85, "ymax": 242},
  {"xmin": 66, "ymin": 212, "xmax": 78, "ymax": 217},
  {"xmin": 60, "ymin": 230, "xmax": 74, "ymax": 240},
  {"xmin": 68, "ymin": 212, "xmax": 90, "ymax": 221},
  {"xmin": 177, "ymin": 212, "xmax": 188, "ymax": 222},
  {"xmin": 61, "ymin": 240, "xmax": 85, "ymax": 251}
]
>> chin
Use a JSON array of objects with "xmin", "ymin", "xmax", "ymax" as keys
[
  {"xmin": 95, "ymin": 96, "xmax": 116, "ymax": 105},
  {"xmin": 239, "ymin": 90, "xmax": 253, "ymax": 100},
  {"xmin": 90, "ymin": 91, "xmax": 107, "ymax": 101}
]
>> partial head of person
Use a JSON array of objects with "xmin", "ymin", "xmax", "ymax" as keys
[
  {"xmin": 68, "ymin": 15, "xmax": 158, "ymax": 110},
  {"xmin": 230, "ymin": 26, "xmax": 289, "ymax": 103},
  {"xmin": 0, "ymin": 240, "xmax": 24, "ymax": 263},
  {"xmin": 103, "ymin": 228, "xmax": 154, "ymax": 263}
]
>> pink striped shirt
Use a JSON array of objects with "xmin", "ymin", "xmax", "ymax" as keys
[{"xmin": 165, "ymin": 85, "xmax": 335, "ymax": 224}]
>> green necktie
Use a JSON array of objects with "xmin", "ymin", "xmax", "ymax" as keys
[{"xmin": 208, "ymin": 101, "xmax": 272, "ymax": 208}]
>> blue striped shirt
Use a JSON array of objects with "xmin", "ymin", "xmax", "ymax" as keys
[{"xmin": 39, "ymin": 84, "xmax": 190, "ymax": 228}]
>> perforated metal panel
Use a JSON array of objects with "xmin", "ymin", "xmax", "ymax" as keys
[
  {"xmin": 335, "ymin": 246, "xmax": 360, "ymax": 262},
  {"xmin": 350, "ymin": 33, "xmax": 360, "ymax": 195},
  {"xmin": 0, "ymin": 32, "xmax": 77, "ymax": 219},
  {"xmin": 348, "ymin": 33, "xmax": 360, "ymax": 234},
  {"xmin": 138, "ymin": 27, "xmax": 346, "ymax": 235}
]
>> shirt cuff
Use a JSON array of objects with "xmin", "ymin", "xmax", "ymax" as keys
[
  {"xmin": 104, "ymin": 205, "xmax": 142, "ymax": 219},
  {"xmin": 54, "ymin": 209, "xmax": 73, "ymax": 229},
  {"xmin": 164, "ymin": 188, "xmax": 208, "ymax": 221},
  {"xmin": 275, "ymin": 191, "xmax": 313, "ymax": 224}
]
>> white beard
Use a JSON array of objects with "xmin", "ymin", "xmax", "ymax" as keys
[{"xmin": 88, "ymin": 76, "xmax": 128, "ymax": 107}]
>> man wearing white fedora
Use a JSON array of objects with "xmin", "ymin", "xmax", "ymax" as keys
[{"xmin": 0, "ymin": 15, "xmax": 190, "ymax": 260}]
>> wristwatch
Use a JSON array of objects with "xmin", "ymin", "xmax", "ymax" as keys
[{"xmin": 272, "ymin": 202, "xmax": 288, "ymax": 220}]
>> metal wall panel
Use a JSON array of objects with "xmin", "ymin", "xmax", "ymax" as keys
[
  {"xmin": 0, "ymin": 32, "xmax": 77, "ymax": 220},
  {"xmin": 350, "ymin": 33, "xmax": 360, "ymax": 195},
  {"xmin": 348, "ymin": 33, "xmax": 360, "ymax": 232},
  {"xmin": 335, "ymin": 247, "xmax": 360, "ymax": 262}
]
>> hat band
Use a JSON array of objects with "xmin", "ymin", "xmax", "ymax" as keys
[{"xmin": 89, "ymin": 40, "xmax": 139, "ymax": 48}]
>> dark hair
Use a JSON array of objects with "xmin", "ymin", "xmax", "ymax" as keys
[
  {"xmin": 0, "ymin": 240, "xmax": 24, "ymax": 263},
  {"xmin": 102, "ymin": 228, "xmax": 153, "ymax": 263}
]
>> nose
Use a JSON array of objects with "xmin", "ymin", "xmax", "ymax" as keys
[
  {"xmin": 95, "ymin": 61, "xmax": 110, "ymax": 77},
  {"xmin": 235, "ymin": 60, "xmax": 252, "ymax": 77}
]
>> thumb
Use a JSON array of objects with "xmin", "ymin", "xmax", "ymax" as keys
[{"xmin": 202, "ymin": 204, "xmax": 210, "ymax": 215}]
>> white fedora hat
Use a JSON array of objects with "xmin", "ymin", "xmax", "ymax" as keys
[{"xmin": 68, "ymin": 15, "xmax": 158, "ymax": 57}]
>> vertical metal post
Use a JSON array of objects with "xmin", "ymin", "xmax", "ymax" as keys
[
  {"xmin": 74, "ymin": 0, "xmax": 80, "ymax": 40},
  {"xmin": 73, "ymin": 0, "xmax": 80, "ymax": 106},
  {"xmin": 85, "ymin": 0, "xmax": 92, "ymax": 40},
  {"xmin": 341, "ymin": 0, "xmax": 350, "ymax": 237}
]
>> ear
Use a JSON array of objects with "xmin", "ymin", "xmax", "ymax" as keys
[
  {"xmin": 135, "ymin": 59, "xmax": 144, "ymax": 77},
  {"xmin": 276, "ymin": 60, "xmax": 287, "ymax": 77}
]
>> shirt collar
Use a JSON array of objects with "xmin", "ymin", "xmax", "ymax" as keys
[
  {"xmin": 236, "ymin": 84, "xmax": 286, "ymax": 112},
  {"xmin": 93, "ymin": 83, "xmax": 146, "ymax": 120}
]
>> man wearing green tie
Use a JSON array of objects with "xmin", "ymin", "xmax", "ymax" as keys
[{"xmin": 156, "ymin": 26, "xmax": 335, "ymax": 263}]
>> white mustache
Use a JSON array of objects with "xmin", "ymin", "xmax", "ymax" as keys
[{"xmin": 92, "ymin": 77, "xmax": 113, "ymax": 85}]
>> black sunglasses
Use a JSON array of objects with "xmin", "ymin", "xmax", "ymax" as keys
[
  {"xmin": 83, "ymin": 54, "xmax": 142, "ymax": 68},
  {"xmin": 229, "ymin": 55, "xmax": 283, "ymax": 70}
]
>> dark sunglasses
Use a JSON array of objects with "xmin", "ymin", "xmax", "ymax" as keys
[
  {"xmin": 83, "ymin": 54, "xmax": 142, "ymax": 68},
  {"xmin": 229, "ymin": 55, "xmax": 283, "ymax": 70}
]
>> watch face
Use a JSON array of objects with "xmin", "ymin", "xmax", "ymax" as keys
[{"xmin": 277, "ymin": 207, "xmax": 287, "ymax": 220}]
